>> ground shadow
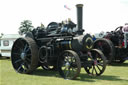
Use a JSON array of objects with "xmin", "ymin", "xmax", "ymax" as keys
[
  {"xmin": 31, "ymin": 68, "xmax": 128, "ymax": 82},
  {"xmin": 109, "ymin": 62, "xmax": 128, "ymax": 67},
  {"xmin": 76, "ymin": 73, "xmax": 128, "ymax": 82},
  {"xmin": 0, "ymin": 57, "xmax": 10, "ymax": 61},
  {"xmin": 1, "ymin": 57, "xmax": 127, "ymax": 82},
  {"xmin": 32, "ymin": 69, "xmax": 95, "ymax": 82},
  {"xmin": 32, "ymin": 69, "xmax": 60, "ymax": 77}
]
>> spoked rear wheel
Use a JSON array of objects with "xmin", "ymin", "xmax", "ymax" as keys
[
  {"xmin": 84, "ymin": 49, "xmax": 107, "ymax": 76},
  {"xmin": 93, "ymin": 38, "xmax": 115, "ymax": 64},
  {"xmin": 57, "ymin": 50, "xmax": 81, "ymax": 80},
  {"xmin": 11, "ymin": 37, "xmax": 38, "ymax": 73}
]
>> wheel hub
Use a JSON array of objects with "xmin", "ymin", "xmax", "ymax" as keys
[
  {"xmin": 65, "ymin": 62, "xmax": 70, "ymax": 68},
  {"xmin": 21, "ymin": 52, "xmax": 26, "ymax": 60},
  {"xmin": 94, "ymin": 60, "xmax": 98, "ymax": 65}
]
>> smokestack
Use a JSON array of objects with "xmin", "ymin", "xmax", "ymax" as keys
[{"xmin": 76, "ymin": 4, "xmax": 84, "ymax": 35}]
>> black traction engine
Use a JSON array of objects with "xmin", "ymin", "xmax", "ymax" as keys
[{"xmin": 11, "ymin": 4, "xmax": 107, "ymax": 80}]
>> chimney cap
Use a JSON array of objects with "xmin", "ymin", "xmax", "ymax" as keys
[{"xmin": 76, "ymin": 4, "xmax": 83, "ymax": 7}]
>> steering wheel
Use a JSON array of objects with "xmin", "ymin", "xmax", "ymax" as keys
[
  {"xmin": 46, "ymin": 22, "xmax": 59, "ymax": 32},
  {"xmin": 114, "ymin": 26, "xmax": 123, "ymax": 32}
]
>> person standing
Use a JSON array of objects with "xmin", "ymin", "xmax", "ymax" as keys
[
  {"xmin": 123, "ymin": 23, "xmax": 128, "ymax": 48},
  {"xmin": 123, "ymin": 23, "xmax": 128, "ymax": 32}
]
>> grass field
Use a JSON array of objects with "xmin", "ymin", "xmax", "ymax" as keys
[{"xmin": 0, "ymin": 58, "xmax": 128, "ymax": 85}]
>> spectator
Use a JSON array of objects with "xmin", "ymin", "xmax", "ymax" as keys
[
  {"xmin": 123, "ymin": 23, "xmax": 128, "ymax": 32},
  {"xmin": 123, "ymin": 23, "xmax": 128, "ymax": 48}
]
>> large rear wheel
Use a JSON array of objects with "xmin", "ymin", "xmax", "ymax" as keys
[{"xmin": 11, "ymin": 37, "xmax": 38, "ymax": 73}]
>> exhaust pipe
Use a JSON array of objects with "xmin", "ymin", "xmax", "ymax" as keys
[{"xmin": 76, "ymin": 4, "xmax": 84, "ymax": 35}]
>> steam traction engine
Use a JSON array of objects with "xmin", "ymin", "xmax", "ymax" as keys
[
  {"xmin": 93, "ymin": 26, "xmax": 128, "ymax": 63},
  {"xmin": 11, "ymin": 4, "xmax": 107, "ymax": 80}
]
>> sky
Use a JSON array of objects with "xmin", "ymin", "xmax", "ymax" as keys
[{"xmin": 0, "ymin": 0, "xmax": 128, "ymax": 34}]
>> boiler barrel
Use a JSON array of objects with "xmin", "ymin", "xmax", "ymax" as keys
[{"xmin": 59, "ymin": 34, "xmax": 93, "ymax": 51}]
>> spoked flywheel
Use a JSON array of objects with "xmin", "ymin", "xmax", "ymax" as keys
[
  {"xmin": 84, "ymin": 49, "xmax": 107, "ymax": 76},
  {"xmin": 11, "ymin": 37, "xmax": 38, "ymax": 73},
  {"xmin": 57, "ymin": 50, "xmax": 81, "ymax": 80},
  {"xmin": 93, "ymin": 38, "xmax": 115, "ymax": 64}
]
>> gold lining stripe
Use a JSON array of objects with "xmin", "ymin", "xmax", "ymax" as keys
[{"xmin": 85, "ymin": 37, "xmax": 93, "ymax": 49}]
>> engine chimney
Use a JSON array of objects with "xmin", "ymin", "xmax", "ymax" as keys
[{"xmin": 76, "ymin": 4, "xmax": 84, "ymax": 35}]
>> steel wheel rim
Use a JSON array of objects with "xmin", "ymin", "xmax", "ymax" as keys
[
  {"xmin": 58, "ymin": 50, "xmax": 81, "ymax": 80},
  {"xmin": 84, "ymin": 49, "xmax": 106, "ymax": 76},
  {"xmin": 11, "ymin": 38, "xmax": 38, "ymax": 73},
  {"xmin": 93, "ymin": 39, "xmax": 114, "ymax": 64}
]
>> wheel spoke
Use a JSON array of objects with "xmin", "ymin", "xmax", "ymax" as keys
[
  {"xmin": 89, "ymin": 66, "xmax": 94, "ymax": 75},
  {"xmin": 65, "ymin": 68, "xmax": 70, "ymax": 77},
  {"xmin": 65, "ymin": 53, "xmax": 69, "ymax": 62},
  {"xmin": 23, "ymin": 44, "xmax": 30, "ymax": 53},
  {"xmin": 23, "ymin": 44, "xmax": 27, "ymax": 52},
  {"xmin": 97, "ymin": 62, "xmax": 104, "ymax": 66},
  {"xmin": 24, "ymin": 61, "xmax": 30, "ymax": 69},
  {"xmin": 14, "ymin": 59, "xmax": 22, "ymax": 63},
  {"xmin": 17, "ymin": 63, "xmax": 24, "ymax": 72},
  {"xmin": 26, "ymin": 47, "xmax": 30, "ymax": 53},
  {"xmin": 96, "ymin": 65, "xmax": 102, "ymax": 71},
  {"xmin": 94, "ymin": 66, "xmax": 98, "ymax": 75},
  {"xmin": 13, "ymin": 52, "xmax": 21, "ymax": 56},
  {"xmin": 26, "ymin": 57, "xmax": 31, "ymax": 63},
  {"xmin": 71, "ymin": 68, "xmax": 75, "ymax": 74}
]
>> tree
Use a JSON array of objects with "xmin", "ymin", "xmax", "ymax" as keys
[
  {"xmin": 0, "ymin": 33, "xmax": 3, "ymax": 47},
  {"xmin": 18, "ymin": 20, "xmax": 34, "ymax": 35},
  {"xmin": 0, "ymin": 33, "xmax": 4, "ymax": 38}
]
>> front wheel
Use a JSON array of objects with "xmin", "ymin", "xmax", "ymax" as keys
[
  {"xmin": 84, "ymin": 49, "xmax": 107, "ymax": 76},
  {"xmin": 57, "ymin": 50, "xmax": 81, "ymax": 80}
]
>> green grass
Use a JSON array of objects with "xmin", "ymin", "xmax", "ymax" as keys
[{"xmin": 0, "ymin": 58, "xmax": 128, "ymax": 85}]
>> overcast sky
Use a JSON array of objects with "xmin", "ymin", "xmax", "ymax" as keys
[{"xmin": 0, "ymin": 0, "xmax": 128, "ymax": 34}]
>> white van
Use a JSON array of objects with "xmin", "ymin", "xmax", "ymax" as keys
[{"xmin": 0, "ymin": 34, "xmax": 21, "ymax": 58}]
